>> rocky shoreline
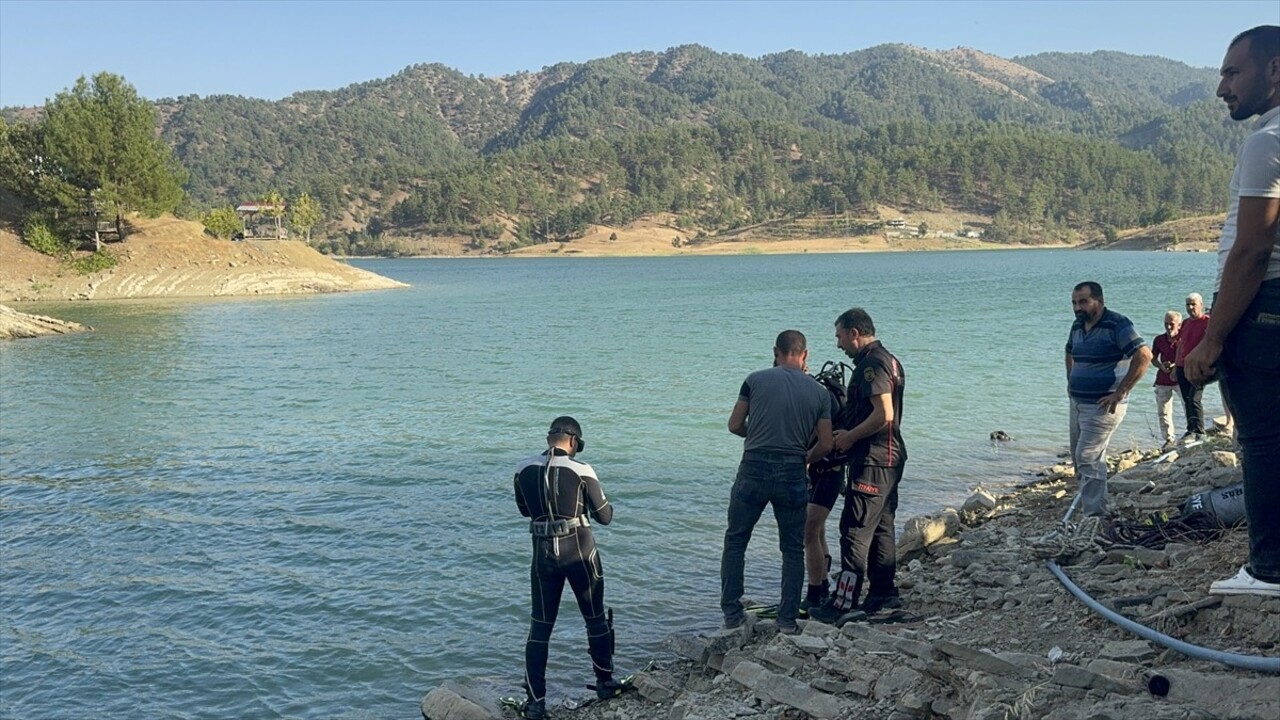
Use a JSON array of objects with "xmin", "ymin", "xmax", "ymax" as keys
[
  {"xmin": 422, "ymin": 438, "xmax": 1278, "ymax": 720},
  {"xmin": 0, "ymin": 303, "xmax": 91, "ymax": 339}
]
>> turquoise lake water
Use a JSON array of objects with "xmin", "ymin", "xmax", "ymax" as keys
[{"xmin": 0, "ymin": 250, "xmax": 1225, "ymax": 718}]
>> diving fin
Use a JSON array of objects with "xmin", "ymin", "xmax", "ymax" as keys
[
  {"xmin": 746, "ymin": 603, "xmax": 779, "ymax": 619},
  {"xmin": 584, "ymin": 659, "xmax": 655, "ymax": 703}
]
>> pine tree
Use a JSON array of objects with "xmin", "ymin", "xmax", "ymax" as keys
[{"xmin": 42, "ymin": 72, "xmax": 187, "ymax": 219}]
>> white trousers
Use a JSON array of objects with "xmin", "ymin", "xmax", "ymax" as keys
[{"xmin": 1154, "ymin": 385, "xmax": 1177, "ymax": 444}]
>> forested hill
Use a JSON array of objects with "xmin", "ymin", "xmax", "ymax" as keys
[{"xmin": 4, "ymin": 44, "xmax": 1246, "ymax": 248}]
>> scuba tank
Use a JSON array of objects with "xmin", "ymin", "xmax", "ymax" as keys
[{"xmin": 1180, "ymin": 483, "xmax": 1248, "ymax": 528}]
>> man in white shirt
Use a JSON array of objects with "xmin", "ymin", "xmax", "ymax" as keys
[{"xmin": 1185, "ymin": 25, "xmax": 1280, "ymax": 598}]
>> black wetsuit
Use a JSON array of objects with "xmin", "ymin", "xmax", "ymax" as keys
[{"xmin": 514, "ymin": 448, "xmax": 614, "ymax": 703}]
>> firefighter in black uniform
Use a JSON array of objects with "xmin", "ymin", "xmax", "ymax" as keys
[
  {"xmin": 514, "ymin": 416, "xmax": 621, "ymax": 719},
  {"xmin": 810, "ymin": 308, "xmax": 908, "ymax": 624}
]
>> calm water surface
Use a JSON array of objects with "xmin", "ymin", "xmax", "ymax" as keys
[{"xmin": 0, "ymin": 250, "xmax": 1225, "ymax": 718}]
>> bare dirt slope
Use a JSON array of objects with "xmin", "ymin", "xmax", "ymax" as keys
[
  {"xmin": 502, "ymin": 213, "xmax": 1045, "ymax": 258},
  {"xmin": 1084, "ymin": 214, "xmax": 1226, "ymax": 252},
  {"xmin": 0, "ymin": 216, "xmax": 406, "ymax": 302}
]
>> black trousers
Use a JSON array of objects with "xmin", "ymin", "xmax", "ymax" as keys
[
  {"xmin": 1175, "ymin": 366, "xmax": 1205, "ymax": 434},
  {"xmin": 1217, "ymin": 279, "xmax": 1280, "ymax": 583},
  {"xmin": 837, "ymin": 465, "xmax": 903, "ymax": 606}
]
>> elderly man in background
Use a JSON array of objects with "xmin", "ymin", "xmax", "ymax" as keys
[
  {"xmin": 1151, "ymin": 310, "xmax": 1182, "ymax": 452},
  {"xmin": 1174, "ymin": 292, "xmax": 1210, "ymax": 443}
]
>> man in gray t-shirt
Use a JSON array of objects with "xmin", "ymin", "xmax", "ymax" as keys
[{"xmin": 721, "ymin": 330, "xmax": 833, "ymax": 632}]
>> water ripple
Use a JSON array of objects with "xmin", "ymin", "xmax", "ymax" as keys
[{"xmin": 0, "ymin": 251, "xmax": 1229, "ymax": 717}]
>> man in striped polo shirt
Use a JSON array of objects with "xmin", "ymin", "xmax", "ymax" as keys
[{"xmin": 1065, "ymin": 281, "xmax": 1152, "ymax": 518}]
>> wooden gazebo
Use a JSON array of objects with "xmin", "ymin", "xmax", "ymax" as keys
[{"xmin": 235, "ymin": 201, "xmax": 288, "ymax": 239}]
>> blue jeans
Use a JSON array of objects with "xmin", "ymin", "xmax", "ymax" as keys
[
  {"xmin": 1069, "ymin": 397, "xmax": 1128, "ymax": 517},
  {"xmin": 1218, "ymin": 279, "xmax": 1280, "ymax": 583},
  {"xmin": 720, "ymin": 452, "xmax": 808, "ymax": 627}
]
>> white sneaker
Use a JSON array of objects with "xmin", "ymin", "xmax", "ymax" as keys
[{"xmin": 1209, "ymin": 566, "xmax": 1280, "ymax": 597}]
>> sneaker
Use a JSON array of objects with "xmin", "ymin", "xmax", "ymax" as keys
[
  {"xmin": 806, "ymin": 598, "xmax": 864, "ymax": 626},
  {"xmin": 806, "ymin": 597, "xmax": 841, "ymax": 624},
  {"xmin": 861, "ymin": 594, "xmax": 903, "ymax": 615},
  {"xmin": 595, "ymin": 677, "xmax": 626, "ymax": 700},
  {"xmin": 1160, "ymin": 439, "xmax": 1176, "ymax": 452},
  {"xmin": 1210, "ymin": 566, "xmax": 1280, "ymax": 597},
  {"xmin": 723, "ymin": 614, "xmax": 744, "ymax": 630},
  {"xmin": 523, "ymin": 698, "xmax": 547, "ymax": 720},
  {"xmin": 776, "ymin": 622, "xmax": 801, "ymax": 635}
]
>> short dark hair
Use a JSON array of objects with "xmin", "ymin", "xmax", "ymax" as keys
[
  {"xmin": 548, "ymin": 415, "xmax": 582, "ymax": 440},
  {"xmin": 835, "ymin": 308, "xmax": 876, "ymax": 336},
  {"xmin": 1073, "ymin": 281, "xmax": 1103, "ymax": 302},
  {"xmin": 774, "ymin": 329, "xmax": 807, "ymax": 356},
  {"xmin": 1230, "ymin": 25, "xmax": 1280, "ymax": 68}
]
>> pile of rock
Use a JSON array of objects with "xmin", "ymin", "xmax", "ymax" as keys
[
  {"xmin": 0, "ymin": 304, "xmax": 90, "ymax": 339},
  {"xmin": 422, "ymin": 439, "xmax": 1279, "ymax": 720}
]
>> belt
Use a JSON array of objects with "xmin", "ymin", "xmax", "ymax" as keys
[
  {"xmin": 743, "ymin": 450, "xmax": 806, "ymax": 461},
  {"xmin": 530, "ymin": 515, "xmax": 590, "ymax": 537}
]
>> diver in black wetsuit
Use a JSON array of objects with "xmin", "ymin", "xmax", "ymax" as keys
[{"xmin": 514, "ymin": 416, "xmax": 621, "ymax": 720}]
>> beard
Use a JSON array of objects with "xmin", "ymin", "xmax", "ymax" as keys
[
  {"xmin": 1230, "ymin": 102, "xmax": 1257, "ymax": 121},
  {"xmin": 1227, "ymin": 76, "xmax": 1271, "ymax": 120},
  {"xmin": 1075, "ymin": 310, "xmax": 1089, "ymax": 322}
]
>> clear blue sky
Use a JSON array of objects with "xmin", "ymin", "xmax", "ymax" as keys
[{"xmin": 1, "ymin": 0, "xmax": 1277, "ymax": 107}]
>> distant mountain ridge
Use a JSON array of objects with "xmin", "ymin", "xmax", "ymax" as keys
[{"xmin": 2, "ymin": 43, "xmax": 1245, "ymax": 248}]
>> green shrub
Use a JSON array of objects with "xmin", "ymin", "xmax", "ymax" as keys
[
  {"xmin": 202, "ymin": 206, "xmax": 243, "ymax": 239},
  {"xmin": 23, "ymin": 219, "xmax": 72, "ymax": 257},
  {"xmin": 69, "ymin": 250, "xmax": 118, "ymax": 275}
]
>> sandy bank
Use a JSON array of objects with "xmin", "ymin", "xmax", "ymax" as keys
[
  {"xmin": 0, "ymin": 216, "xmax": 407, "ymax": 302},
  {"xmin": 392, "ymin": 211, "xmax": 1226, "ymax": 258}
]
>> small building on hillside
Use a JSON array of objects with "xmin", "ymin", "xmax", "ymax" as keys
[{"xmin": 235, "ymin": 201, "xmax": 288, "ymax": 239}]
